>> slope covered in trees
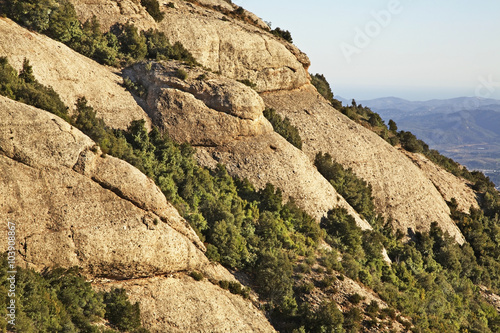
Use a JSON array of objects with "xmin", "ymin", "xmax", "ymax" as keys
[
  {"xmin": 2, "ymin": 56, "xmax": 500, "ymax": 332},
  {"xmin": 2, "ymin": 1, "xmax": 500, "ymax": 331}
]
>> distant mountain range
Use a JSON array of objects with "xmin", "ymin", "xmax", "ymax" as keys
[{"xmin": 352, "ymin": 96, "xmax": 500, "ymax": 189}]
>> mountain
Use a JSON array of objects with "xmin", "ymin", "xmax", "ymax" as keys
[
  {"xmin": 362, "ymin": 97, "xmax": 500, "ymax": 188},
  {"xmin": 1, "ymin": 0, "xmax": 500, "ymax": 332},
  {"xmin": 361, "ymin": 96, "xmax": 500, "ymax": 117}
]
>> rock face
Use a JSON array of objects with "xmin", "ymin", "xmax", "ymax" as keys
[
  {"xmin": 0, "ymin": 96, "xmax": 276, "ymax": 332},
  {"xmin": 70, "ymin": 0, "xmax": 310, "ymax": 92},
  {"xmin": 401, "ymin": 150, "xmax": 479, "ymax": 214},
  {"xmin": 126, "ymin": 61, "xmax": 371, "ymax": 229},
  {"xmin": 262, "ymin": 85, "xmax": 466, "ymax": 243},
  {"xmin": 97, "ymin": 276, "xmax": 276, "ymax": 333},
  {"xmin": 70, "ymin": 0, "xmax": 157, "ymax": 32},
  {"xmin": 0, "ymin": 18, "xmax": 149, "ymax": 129}
]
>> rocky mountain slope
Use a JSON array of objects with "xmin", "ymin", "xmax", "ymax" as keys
[
  {"xmin": 3, "ymin": 0, "xmax": 498, "ymax": 331},
  {"xmin": 262, "ymin": 85, "xmax": 466, "ymax": 243},
  {"xmin": 0, "ymin": 18, "xmax": 150, "ymax": 129},
  {"xmin": 0, "ymin": 96, "xmax": 275, "ymax": 332},
  {"xmin": 66, "ymin": 0, "xmax": 471, "ymax": 242}
]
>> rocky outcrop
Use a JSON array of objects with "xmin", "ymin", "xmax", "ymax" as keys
[
  {"xmin": 0, "ymin": 96, "xmax": 275, "ymax": 332},
  {"xmin": 97, "ymin": 275, "xmax": 277, "ymax": 333},
  {"xmin": 124, "ymin": 62, "xmax": 272, "ymax": 146},
  {"xmin": 400, "ymin": 150, "xmax": 479, "ymax": 214},
  {"xmin": 0, "ymin": 18, "xmax": 149, "ymax": 129},
  {"xmin": 126, "ymin": 61, "xmax": 371, "ymax": 229},
  {"xmin": 262, "ymin": 85, "xmax": 465, "ymax": 243},
  {"xmin": 70, "ymin": 0, "xmax": 157, "ymax": 32},
  {"xmin": 0, "ymin": 96, "xmax": 203, "ymax": 275},
  {"xmin": 70, "ymin": 0, "xmax": 310, "ymax": 92}
]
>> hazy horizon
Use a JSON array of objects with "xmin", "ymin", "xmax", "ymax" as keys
[{"xmin": 233, "ymin": 0, "xmax": 500, "ymax": 102}]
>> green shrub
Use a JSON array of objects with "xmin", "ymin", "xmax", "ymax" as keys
[
  {"xmin": 311, "ymin": 301, "xmax": 344, "ymax": 333},
  {"xmin": 176, "ymin": 68, "xmax": 188, "ymax": 80},
  {"xmin": 123, "ymin": 77, "xmax": 147, "ymax": 98},
  {"xmin": 0, "ymin": 57, "xmax": 68, "ymax": 121},
  {"xmin": 365, "ymin": 300, "xmax": 379, "ymax": 318},
  {"xmin": 219, "ymin": 280, "xmax": 230, "ymax": 290},
  {"xmin": 315, "ymin": 152, "xmax": 375, "ymax": 220},
  {"xmin": 263, "ymin": 108, "xmax": 302, "ymax": 149},
  {"xmin": 228, "ymin": 281, "xmax": 243, "ymax": 295},
  {"xmin": 141, "ymin": 0, "xmax": 165, "ymax": 22},
  {"xmin": 298, "ymin": 281, "xmax": 315, "ymax": 294},
  {"xmin": 271, "ymin": 27, "xmax": 293, "ymax": 43},
  {"xmin": 3, "ymin": 0, "xmax": 197, "ymax": 67},
  {"xmin": 0, "ymin": 256, "xmax": 148, "ymax": 332},
  {"xmin": 238, "ymin": 79, "xmax": 257, "ymax": 89},
  {"xmin": 297, "ymin": 262, "xmax": 311, "ymax": 274},
  {"xmin": 189, "ymin": 271, "xmax": 204, "ymax": 281},
  {"xmin": 310, "ymin": 73, "xmax": 343, "ymax": 110},
  {"xmin": 343, "ymin": 307, "xmax": 363, "ymax": 332},
  {"xmin": 103, "ymin": 288, "xmax": 143, "ymax": 331},
  {"xmin": 118, "ymin": 23, "xmax": 148, "ymax": 62}
]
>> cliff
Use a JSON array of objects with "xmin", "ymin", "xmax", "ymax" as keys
[
  {"xmin": 1, "ymin": 0, "xmax": 493, "ymax": 331},
  {"xmin": 0, "ymin": 18, "xmax": 149, "ymax": 129},
  {"xmin": 0, "ymin": 96, "xmax": 275, "ymax": 332},
  {"xmin": 65, "ymin": 0, "xmax": 472, "ymax": 243}
]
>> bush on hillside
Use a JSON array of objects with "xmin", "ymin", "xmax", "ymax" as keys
[
  {"xmin": 263, "ymin": 108, "xmax": 302, "ymax": 149},
  {"xmin": 141, "ymin": 0, "xmax": 164, "ymax": 22}
]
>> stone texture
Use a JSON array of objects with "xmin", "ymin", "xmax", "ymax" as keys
[
  {"xmin": 0, "ymin": 18, "xmax": 150, "ymax": 129},
  {"xmin": 0, "ymin": 96, "xmax": 275, "ymax": 331},
  {"xmin": 69, "ymin": 0, "xmax": 311, "ymax": 92},
  {"xmin": 125, "ymin": 61, "xmax": 266, "ymax": 120},
  {"xmin": 129, "ymin": 61, "xmax": 370, "ymax": 228},
  {"xmin": 70, "ymin": 0, "xmax": 157, "ymax": 32},
  {"xmin": 262, "ymin": 84, "xmax": 465, "ymax": 243},
  {"xmin": 401, "ymin": 149, "xmax": 479, "ymax": 214},
  {"xmin": 97, "ymin": 275, "xmax": 277, "ymax": 333},
  {"xmin": 0, "ymin": 96, "xmax": 204, "ymax": 276}
]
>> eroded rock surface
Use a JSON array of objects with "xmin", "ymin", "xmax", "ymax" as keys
[
  {"xmin": 70, "ymin": 0, "xmax": 310, "ymax": 92},
  {"xmin": 0, "ymin": 96, "xmax": 276, "ymax": 331},
  {"xmin": 401, "ymin": 150, "xmax": 479, "ymax": 214},
  {"xmin": 127, "ymin": 61, "xmax": 370, "ymax": 228},
  {"xmin": 262, "ymin": 85, "xmax": 465, "ymax": 243},
  {"xmin": 97, "ymin": 275, "xmax": 277, "ymax": 333},
  {"xmin": 0, "ymin": 96, "xmax": 204, "ymax": 274},
  {"xmin": 0, "ymin": 18, "xmax": 149, "ymax": 129}
]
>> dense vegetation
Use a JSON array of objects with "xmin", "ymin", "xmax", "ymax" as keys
[
  {"xmin": 263, "ymin": 108, "xmax": 303, "ymax": 149},
  {"xmin": 3, "ymin": 41, "xmax": 500, "ymax": 333},
  {"xmin": 1, "ymin": 0, "xmax": 197, "ymax": 66},
  {"xmin": 0, "ymin": 255, "xmax": 148, "ymax": 332},
  {"xmin": 140, "ymin": 0, "xmax": 164, "ymax": 22},
  {"xmin": 310, "ymin": 73, "xmax": 342, "ymax": 110},
  {"xmin": 0, "ymin": 57, "xmax": 69, "ymax": 121},
  {"xmin": 315, "ymin": 152, "xmax": 376, "ymax": 220}
]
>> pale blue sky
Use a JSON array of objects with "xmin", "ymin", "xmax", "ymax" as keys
[{"xmin": 233, "ymin": 0, "xmax": 500, "ymax": 101}]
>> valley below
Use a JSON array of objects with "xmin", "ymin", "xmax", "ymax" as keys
[{"xmin": 361, "ymin": 96, "xmax": 500, "ymax": 189}]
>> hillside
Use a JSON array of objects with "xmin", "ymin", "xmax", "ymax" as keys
[{"xmin": 1, "ymin": 0, "xmax": 500, "ymax": 332}]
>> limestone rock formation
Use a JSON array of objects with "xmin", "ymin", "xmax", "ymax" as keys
[
  {"xmin": 69, "ymin": 0, "xmax": 311, "ymax": 92},
  {"xmin": 126, "ymin": 61, "xmax": 371, "ymax": 229},
  {"xmin": 401, "ymin": 149, "xmax": 479, "ymax": 214},
  {"xmin": 97, "ymin": 276, "xmax": 277, "ymax": 333},
  {"xmin": 0, "ymin": 96, "xmax": 276, "ymax": 332},
  {"xmin": 0, "ymin": 96, "xmax": 203, "ymax": 275},
  {"xmin": 0, "ymin": 18, "xmax": 149, "ymax": 129},
  {"xmin": 262, "ymin": 84, "xmax": 466, "ymax": 243},
  {"xmin": 70, "ymin": 0, "xmax": 157, "ymax": 32}
]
